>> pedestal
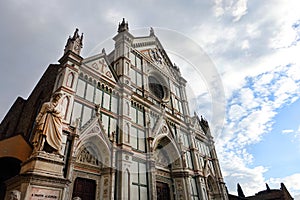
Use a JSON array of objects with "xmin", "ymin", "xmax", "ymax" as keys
[{"xmin": 5, "ymin": 151, "xmax": 70, "ymax": 200}]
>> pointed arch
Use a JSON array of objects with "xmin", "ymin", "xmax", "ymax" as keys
[
  {"xmin": 207, "ymin": 175, "xmax": 218, "ymax": 194},
  {"xmin": 62, "ymin": 96, "xmax": 70, "ymax": 120},
  {"xmin": 67, "ymin": 72, "xmax": 75, "ymax": 88},
  {"xmin": 75, "ymin": 123, "xmax": 112, "ymax": 168},
  {"xmin": 124, "ymin": 169, "xmax": 130, "ymax": 199},
  {"xmin": 152, "ymin": 134, "xmax": 183, "ymax": 169}
]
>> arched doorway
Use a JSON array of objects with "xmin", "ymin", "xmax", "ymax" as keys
[
  {"xmin": 72, "ymin": 123, "xmax": 112, "ymax": 200},
  {"xmin": 156, "ymin": 181, "xmax": 170, "ymax": 200},
  {"xmin": 153, "ymin": 135, "xmax": 182, "ymax": 200},
  {"xmin": 72, "ymin": 177, "xmax": 96, "ymax": 200}
]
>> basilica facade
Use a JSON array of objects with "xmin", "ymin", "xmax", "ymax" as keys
[{"xmin": 0, "ymin": 19, "xmax": 228, "ymax": 200}]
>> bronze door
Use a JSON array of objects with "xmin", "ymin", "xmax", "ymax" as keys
[
  {"xmin": 72, "ymin": 177, "xmax": 96, "ymax": 200},
  {"xmin": 156, "ymin": 181, "xmax": 171, "ymax": 200}
]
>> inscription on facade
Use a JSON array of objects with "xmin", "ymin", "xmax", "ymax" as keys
[{"xmin": 29, "ymin": 187, "xmax": 60, "ymax": 200}]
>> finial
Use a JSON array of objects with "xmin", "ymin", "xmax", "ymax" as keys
[
  {"xmin": 80, "ymin": 33, "xmax": 84, "ymax": 43},
  {"xmin": 102, "ymin": 48, "xmax": 106, "ymax": 54},
  {"xmin": 63, "ymin": 28, "xmax": 83, "ymax": 55},
  {"xmin": 237, "ymin": 183, "xmax": 245, "ymax": 197},
  {"xmin": 118, "ymin": 18, "xmax": 129, "ymax": 33},
  {"xmin": 266, "ymin": 183, "xmax": 271, "ymax": 191},
  {"xmin": 73, "ymin": 28, "xmax": 79, "ymax": 38},
  {"xmin": 173, "ymin": 63, "xmax": 180, "ymax": 71}
]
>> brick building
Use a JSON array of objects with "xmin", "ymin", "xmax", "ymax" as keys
[{"xmin": 228, "ymin": 183, "xmax": 294, "ymax": 200}]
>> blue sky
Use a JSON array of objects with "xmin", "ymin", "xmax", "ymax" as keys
[{"xmin": 0, "ymin": 0, "xmax": 300, "ymax": 199}]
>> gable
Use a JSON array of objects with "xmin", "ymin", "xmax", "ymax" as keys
[
  {"xmin": 190, "ymin": 114, "xmax": 206, "ymax": 135},
  {"xmin": 132, "ymin": 36, "xmax": 178, "ymax": 80},
  {"xmin": 141, "ymin": 47, "xmax": 177, "ymax": 80},
  {"xmin": 82, "ymin": 54, "xmax": 117, "ymax": 83}
]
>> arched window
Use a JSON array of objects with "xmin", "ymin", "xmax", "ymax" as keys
[
  {"xmin": 207, "ymin": 176, "xmax": 216, "ymax": 193},
  {"xmin": 62, "ymin": 96, "xmax": 70, "ymax": 120},
  {"xmin": 67, "ymin": 72, "xmax": 74, "ymax": 88}
]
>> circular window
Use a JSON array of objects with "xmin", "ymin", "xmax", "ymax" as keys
[
  {"xmin": 148, "ymin": 72, "xmax": 170, "ymax": 102},
  {"xmin": 149, "ymin": 76, "xmax": 164, "ymax": 99}
]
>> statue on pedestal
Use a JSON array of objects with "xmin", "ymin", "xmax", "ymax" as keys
[{"xmin": 32, "ymin": 92, "xmax": 64, "ymax": 156}]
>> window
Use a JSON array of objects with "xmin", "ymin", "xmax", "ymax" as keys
[
  {"xmin": 101, "ymin": 113, "xmax": 117, "ymax": 138},
  {"xmin": 173, "ymin": 97, "xmax": 183, "ymax": 113},
  {"xmin": 103, "ymin": 92, "xmax": 111, "ymax": 110},
  {"xmin": 94, "ymin": 85, "xmax": 119, "ymax": 114},
  {"xmin": 71, "ymin": 102, "xmax": 93, "ymax": 128},
  {"xmin": 67, "ymin": 72, "xmax": 74, "ymax": 87},
  {"xmin": 179, "ymin": 131, "xmax": 189, "ymax": 147},
  {"xmin": 186, "ymin": 151, "xmax": 194, "ymax": 169},
  {"xmin": 130, "ymin": 52, "xmax": 143, "ymax": 70},
  {"xmin": 76, "ymin": 79, "xmax": 86, "ymax": 98},
  {"xmin": 130, "ymin": 126, "xmax": 146, "ymax": 152},
  {"xmin": 131, "ymin": 160, "xmax": 148, "ymax": 200},
  {"xmin": 190, "ymin": 177, "xmax": 199, "ymax": 200},
  {"xmin": 149, "ymin": 112, "xmax": 158, "ymax": 130},
  {"xmin": 196, "ymin": 140, "xmax": 211, "ymax": 157},
  {"xmin": 62, "ymin": 96, "xmax": 70, "ymax": 120},
  {"xmin": 94, "ymin": 87, "xmax": 103, "ymax": 105},
  {"xmin": 130, "ymin": 69, "xmax": 143, "ymax": 87},
  {"xmin": 131, "ymin": 105, "xmax": 144, "ymax": 126},
  {"xmin": 111, "ymin": 95, "xmax": 118, "ymax": 114},
  {"xmin": 149, "ymin": 76, "xmax": 164, "ymax": 100},
  {"xmin": 101, "ymin": 114, "xmax": 109, "ymax": 133},
  {"xmin": 136, "ymin": 56, "xmax": 142, "ymax": 70},
  {"xmin": 174, "ymin": 84, "xmax": 181, "ymax": 97},
  {"xmin": 82, "ymin": 106, "xmax": 92, "ymax": 125},
  {"xmin": 197, "ymin": 155, "xmax": 204, "ymax": 168},
  {"xmin": 208, "ymin": 160, "xmax": 215, "ymax": 172},
  {"xmin": 130, "ymin": 52, "xmax": 136, "ymax": 65},
  {"xmin": 86, "ymin": 83, "xmax": 94, "ymax": 102},
  {"xmin": 71, "ymin": 102, "xmax": 82, "ymax": 125}
]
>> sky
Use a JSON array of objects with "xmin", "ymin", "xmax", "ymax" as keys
[{"xmin": 1, "ymin": 0, "xmax": 300, "ymax": 198}]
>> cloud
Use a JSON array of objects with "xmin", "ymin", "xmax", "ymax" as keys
[
  {"xmin": 282, "ymin": 129, "xmax": 294, "ymax": 134},
  {"xmin": 216, "ymin": 62, "xmax": 300, "ymax": 195},
  {"xmin": 213, "ymin": 0, "xmax": 248, "ymax": 22}
]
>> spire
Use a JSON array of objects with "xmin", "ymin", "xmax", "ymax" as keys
[
  {"xmin": 237, "ymin": 183, "xmax": 245, "ymax": 198},
  {"xmin": 64, "ymin": 28, "xmax": 83, "ymax": 55},
  {"xmin": 118, "ymin": 18, "xmax": 129, "ymax": 33},
  {"xmin": 266, "ymin": 183, "xmax": 271, "ymax": 191}
]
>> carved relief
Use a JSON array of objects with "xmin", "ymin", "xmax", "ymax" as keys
[
  {"xmin": 102, "ymin": 175, "xmax": 110, "ymax": 199},
  {"xmin": 154, "ymin": 149, "xmax": 170, "ymax": 168},
  {"xmin": 175, "ymin": 180, "xmax": 184, "ymax": 200},
  {"xmin": 77, "ymin": 146, "xmax": 101, "ymax": 166},
  {"xmin": 84, "ymin": 58, "xmax": 115, "ymax": 82},
  {"xmin": 150, "ymin": 49, "xmax": 163, "ymax": 65}
]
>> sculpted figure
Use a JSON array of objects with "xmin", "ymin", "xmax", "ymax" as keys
[
  {"xmin": 9, "ymin": 190, "xmax": 20, "ymax": 200},
  {"xmin": 32, "ymin": 92, "xmax": 64, "ymax": 155}
]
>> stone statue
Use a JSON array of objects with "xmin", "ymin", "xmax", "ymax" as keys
[
  {"xmin": 32, "ymin": 92, "xmax": 64, "ymax": 155},
  {"xmin": 9, "ymin": 190, "xmax": 21, "ymax": 200}
]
